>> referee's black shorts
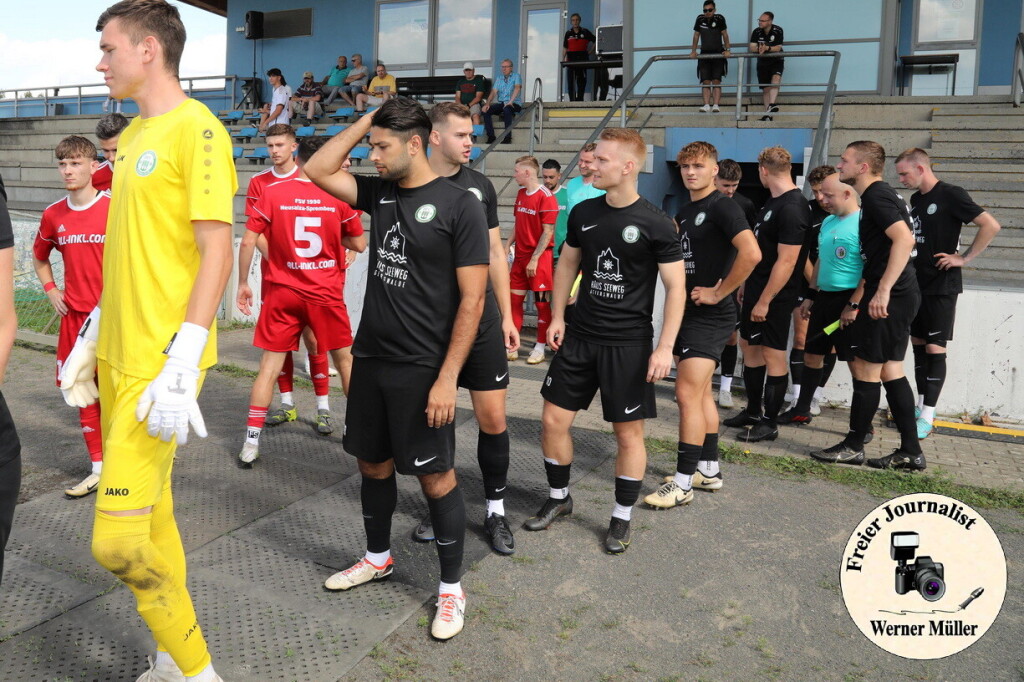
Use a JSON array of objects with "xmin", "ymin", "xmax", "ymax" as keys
[
  {"xmin": 805, "ymin": 289, "xmax": 855, "ymax": 360},
  {"xmin": 849, "ymin": 286, "xmax": 921, "ymax": 364}
]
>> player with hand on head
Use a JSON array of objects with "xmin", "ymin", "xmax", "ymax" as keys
[
  {"xmin": 59, "ymin": 2, "xmax": 238, "ymax": 679},
  {"xmin": 306, "ymin": 97, "xmax": 490, "ymax": 641},
  {"xmin": 646, "ymin": 141, "xmax": 759, "ymax": 508},
  {"xmin": 33, "ymin": 135, "xmax": 109, "ymax": 499},
  {"xmin": 526, "ymin": 128, "xmax": 686, "ymax": 554},
  {"xmin": 236, "ymin": 136, "xmax": 366, "ymax": 468},
  {"xmin": 894, "ymin": 147, "xmax": 1001, "ymax": 440}
]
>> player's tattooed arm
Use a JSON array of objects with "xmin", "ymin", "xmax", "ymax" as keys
[{"xmin": 305, "ymin": 109, "xmax": 377, "ymax": 205}]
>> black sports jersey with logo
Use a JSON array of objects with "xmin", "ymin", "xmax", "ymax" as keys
[
  {"xmin": 910, "ymin": 181, "xmax": 983, "ymax": 295},
  {"xmin": 747, "ymin": 188, "xmax": 808, "ymax": 297},
  {"xmin": 353, "ymin": 174, "xmax": 490, "ymax": 366},
  {"xmin": 750, "ymin": 24, "xmax": 784, "ymax": 62},
  {"xmin": 858, "ymin": 180, "xmax": 916, "ymax": 293},
  {"xmin": 565, "ymin": 196, "xmax": 682, "ymax": 345},
  {"xmin": 448, "ymin": 165, "xmax": 502, "ymax": 324},
  {"xmin": 693, "ymin": 13, "xmax": 728, "ymax": 53},
  {"xmin": 806, "ymin": 198, "xmax": 829, "ymax": 265},
  {"xmin": 676, "ymin": 191, "xmax": 749, "ymax": 306}
]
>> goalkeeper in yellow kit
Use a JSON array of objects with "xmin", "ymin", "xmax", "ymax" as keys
[{"xmin": 60, "ymin": 2, "xmax": 236, "ymax": 680}]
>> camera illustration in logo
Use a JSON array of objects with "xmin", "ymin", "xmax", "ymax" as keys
[{"xmin": 891, "ymin": 531, "xmax": 945, "ymax": 601}]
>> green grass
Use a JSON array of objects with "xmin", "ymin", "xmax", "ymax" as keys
[
  {"xmin": 646, "ymin": 437, "xmax": 1024, "ymax": 516},
  {"xmin": 14, "ymin": 291, "xmax": 59, "ymax": 335}
]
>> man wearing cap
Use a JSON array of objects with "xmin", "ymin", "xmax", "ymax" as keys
[
  {"xmin": 291, "ymin": 71, "xmax": 324, "ymax": 125},
  {"xmin": 455, "ymin": 63, "xmax": 488, "ymax": 125}
]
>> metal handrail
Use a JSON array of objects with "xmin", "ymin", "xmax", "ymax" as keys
[
  {"xmin": 528, "ymin": 78, "xmax": 545, "ymax": 156},
  {"xmin": 560, "ymin": 50, "xmax": 842, "ymax": 182},
  {"xmin": 469, "ymin": 96, "xmax": 543, "ymax": 176},
  {"xmin": 803, "ymin": 54, "xmax": 842, "ymax": 197},
  {"xmin": 1013, "ymin": 33, "xmax": 1024, "ymax": 107},
  {"xmin": 0, "ymin": 75, "xmax": 237, "ymax": 116}
]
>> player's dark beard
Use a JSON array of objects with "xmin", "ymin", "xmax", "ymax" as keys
[{"xmin": 378, "ymin": 152, "xmax": 411, "ymax": 181}]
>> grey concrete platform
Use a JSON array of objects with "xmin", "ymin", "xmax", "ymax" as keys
[{"xmin": 1, "ymin": 336, "xmax": 1023, "ymax": 680}]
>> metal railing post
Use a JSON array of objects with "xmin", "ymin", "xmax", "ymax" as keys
[
  {"xmin": 1013, "ymin": 33, "xmax": 1024, "ymax": 108},
  {"xmin": 735, "ymin": 56, "xmax": 745, "ymax": 121}
]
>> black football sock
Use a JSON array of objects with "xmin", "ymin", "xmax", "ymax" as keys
[
  {"xmin": 742, "ymin": 365, "xmax": 767, "ymax": 416},
  {"xmin": 820, "ymin": 352, "xmax": 838, "ymax": 387},
  {"xmin": 848, "ymin": 380, "xmax": 881, "ymax": 450},
  {"xmin": 923, "ymin": 353, "xmax": 947, "ymax": 409},
  {"xmin": 795, "ymin": 366, "xmax": 824, "ymax": 413},
  {"xmin": 361, "ymin": 473, "xmax": 397, "ymax": 553},
  {"xmin": 885, "ymin": 377, "xmax": 923, "ymax": 455},
  {"xmin": 912, "ymin": 344, "xmax": 928, "ymax": 402},
  {"xmin": 675, "ymin": 441, "xmax": 702, "ymax": 476},
  {"xmin": 789, "ymin": 348, "xmax": 804, "ymax": 391},
  {"xmin": 763, "ymin": 374, "xmax": 788, "ymax": 423},
  {"xmin": 427, "ymin": 485, "xmax": 466, "ymax": 584},
  {"xmin": 543, "ymin": 459, "xmax": 572, "ymax": 498},
  {"xmin": 720, "ymin": 344, "xmax": 738, "ymax": 378},
  {"xmin": 477, "ymin": 430, "xmax": 510, "ymax": 500},
  {"xmin": 700, "ymin": 432, "xmax": 719, "ymax": 462}
]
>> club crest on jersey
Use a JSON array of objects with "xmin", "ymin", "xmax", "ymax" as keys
[
  {"xmin": 415, "ymin": 204, "xmax": 437, "ymax": 222},
  {"xmin": 622, "ymin": 225, "xmax": 640, "ymax": 243},
  {"xmin": 835, "ymin": 246, "xmax": 847, "ymax": 259},
  {"xmin": 927, "ymin": 203, "xmax": 937, "ymax": 215},
  {"xmin": 695, "ymin": 212, "xmax": 707, "ymax": 226},
  {"xmin": 135, "ymin": 151, "xmax": 158, "ymax": 177},
  {"xmin": 763, "ymin": 209, "xmax": 773, "ymax": 221},
  {"xmin": 468, "ymin": 187, "xmax": 484, "ymax": 202}
]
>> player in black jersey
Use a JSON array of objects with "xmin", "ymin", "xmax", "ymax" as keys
[
  {"xmin": 816, "ymin": 141, "xmax": 923, "ymax": 471},
  {"xmin": 525, "ymin": 128, "xmax": 686, "ymax": 554},
  {"xmin": 690, "ymin": 1, "xmax": 732, "ymax": 112},
  {"xmin": 305, "ymin": 98, "xmax": 491, "ymax": 640},
  {"xmin": 780, "ymin": 164, "xmax": 837, "ymax": 422},
  {"xmin": 749, "ymin": 12, "xmax": 785, "ymax": 120},
  {"xmin": 646, "ymin": 142, "xmax": 759, "ymax": 509},
  {"xmin": 410, "ymin": 102, "xmax": 519, "ymax": 554},
  {"xmin": 725, "ymin": 146, "xmax": 809, "ymax": 443},
  {"xmin": 894, "ymin": 148, "xmax": 1001, "ymax": 440},
  {"xmin": 713, "ymin": 159, "xmax": 757, "ymax": 408}
]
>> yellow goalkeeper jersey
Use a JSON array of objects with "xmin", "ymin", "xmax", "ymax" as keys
[{"xmin": 98, "ymin": 98, "xmax": 237, "ymax": 378}]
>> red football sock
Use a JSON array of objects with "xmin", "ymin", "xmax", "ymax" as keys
[
  {"xmin": 247, "ymin": 405, "xmax": 268, "ymax": 429},
  {"xmin": 534, "ymin": 300, "xmax": 551, "ymax": 346},
  {"xmin": 510, "ymin": 292, "xmax": 526, "ymax": 332},
  {"xmin": 308, "ymin": 353, "xmax": 330, "ymax": 396},
  {"xmin": 79, "ymin": 403, "xmax": 103, "ymax": 463},
  {"xmin": 277, "ymin": 352, "xmax": 294, "ymax": 394}
]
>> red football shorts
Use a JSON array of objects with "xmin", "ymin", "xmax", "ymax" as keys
[
  {"xmin": 509, "ymin": 249, "xmax": 553, "ymax": 293},
  {"xmin": 254, "ymin": 283, "xmax": 353, "ymax": 353}
]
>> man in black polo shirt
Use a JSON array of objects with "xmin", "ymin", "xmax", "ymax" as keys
[
  {"xmin": 690, "ymin": 0, "xmax": 732, "ymax": 113},
  {"xmin": 646, "ymin": 141, "xmax": 759, "ymax": 508},
  {"xmin": 816, "ymin": 141, "xmax": 923, "ymax": 470},
  {"xmin": 562, "ymin": 12, "xmax": 596, "ymax": 101},
  {"xmin": 749, "ymin": 11, "xmax": 784, "ymax": 120},
  {"xmin": 724, "ymin": 146, "xmax": 808, "ymax": 443},
  {"xmin": 894, "ymin": 147, "xmax": 1001, "ymax": 440},
  {"xmin": 525, "ymin": 128, "xmax": 685, "ymax": 554},
  {"xmin": 305, "ymin": 98, "xmax": 490, "ymax": 640}
]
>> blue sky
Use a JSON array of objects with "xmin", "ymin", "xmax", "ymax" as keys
[{"xmin": 0, "ymin": 1, "xmax": 226, "ymax": 94}]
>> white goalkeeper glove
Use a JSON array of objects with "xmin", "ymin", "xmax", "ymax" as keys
[
  {"xmin": 135, "ymin": 322, "xmax": 210, "ymax": 444},
  {"xmin": 59, "ymin": 306, "xmax": 101, "ymax": 407}
]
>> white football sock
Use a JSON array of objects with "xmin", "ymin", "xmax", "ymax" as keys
[
  {"xmin": 673, "ymin": 472, "xmax": 693, "ymax": 490},
  {"xmin": 364, "ymin": 549, "xmax": 391, "ymax": 567},
  {"xmin": 486, "ymin": 498, "xmax": 505, "ymax": 517}
]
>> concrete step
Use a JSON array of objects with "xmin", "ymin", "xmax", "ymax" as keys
[
  {"xmin": 931, "ymin": 161, "xmax": 1024, "ymax": 173},
  {"xmin": 938, "ymin": 171, "xmax": 1024, "ymax": 185},
  {"xmin": 932, "ymin": 130, "xmax": 1024, "ymax": 143},
  {"xmin": 932, "ymin": 106, "xmax": 1024, "ymax": 117},
  {"xmin": 928, "ymin": 145, "xmax": 1024, "ymax": 161}
]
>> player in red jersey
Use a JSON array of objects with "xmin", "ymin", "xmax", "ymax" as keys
[
  {"xmin": 91, "ymin": 112, "xmax": 128, "ymax": 192},
  {"xmin": 236, "ymin": 136, "xmax": 366, "ymax": 467},
  {"xmin": 32, "ymin": 135, "xmax": 109, "ymax": 498},
  {"xmin": 507, "ymin": 155, "xmax": 558, "ymax": 365}
]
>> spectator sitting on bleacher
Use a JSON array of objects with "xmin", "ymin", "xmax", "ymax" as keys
[
  {"xmin": 321, "ymin": 56, "xmax": 351, "ymax": 107},
  {"xmin": 455, "ymin": 62, "xmax": 487, "ymax": 125},
  {"xmin": 483, "ymin": 59, "xmax": 523, "ymax": 145},
  {"xmin": 291, "ymin": 71, "xmax": 324, "ymax": 125},
  {"xmin": 337, "ymin": 53, "xmax": 370, "ymax": 107},
  {"xmin": 354, "ymin": 63, "xmax": 397, "ymax": 113},
  {"xmin": 259, "ymin": 68, "xmax": 291, "ymax": 133}
]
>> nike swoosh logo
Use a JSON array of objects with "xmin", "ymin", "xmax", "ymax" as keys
[
  {"xmin": 928, "ymin": 331, "xmax": 941, "ymax": 336},
  {"xmin": 581, "ymin": 224, "xmax": 598, "ymax": 231},
  {"xmin": 625, "ymin": 404, "xmax": 641, "ymax": 414},
  {"xmin": 680, "ymin": 347, "xmax": 690, "ymax": 354},
  {"xmin": 413, "ymin": 456, "xmax": 437, "ymax": 467},
  {"xmin": 495, "ymin": 486, "xmax": 506, "ymax": 493},
  {"xmin": 495, "ymin": 372, "xmax": 508, "ymax": 381},
  {"xmin": 436, "ymin": 538, "xmax": 457, "ymax": 546},
  {"xmin": 379, "ymin": 198, "xmax": 396, "ymax": 204},
  {"xmin": 926, "ymin": 377, "xmax": 943, "ymax": 381},
  {"xmin": 750, "ymin": 332, "xmax": 761, "ymax": 339}
]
